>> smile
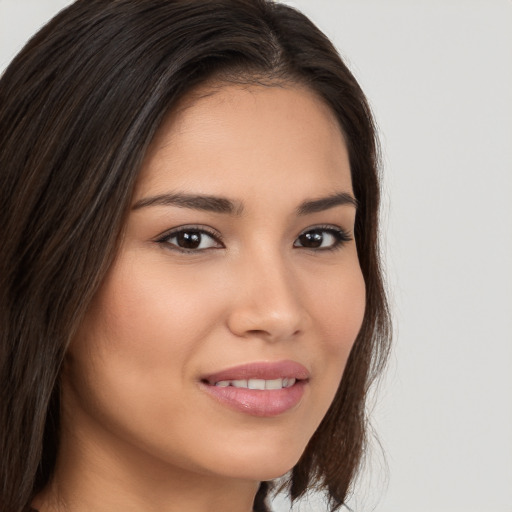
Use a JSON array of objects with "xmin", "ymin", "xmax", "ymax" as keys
[
  {"xmin": 214, "ymin": 378, "xmax": 296, "ymax": 389},
  {"xmin": 200, "ymin": 360, "xmax": 309, "ymax": 417}
]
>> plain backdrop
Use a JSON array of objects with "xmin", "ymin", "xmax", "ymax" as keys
[{"xmin": 1, "ymin": 1, "xmax": 511, "ymax": 511}]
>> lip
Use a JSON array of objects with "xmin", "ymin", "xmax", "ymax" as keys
[
  {"xmin": 202, "ymin": 360, "xmax": 310, "ymax": 384},
  {"xmin": 200, "ymin": 360, "xmax": 310, "ymax": 417}
]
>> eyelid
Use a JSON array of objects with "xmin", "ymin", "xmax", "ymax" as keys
[
  {"xmin": 155, "ymin": 225, "xmax": 224, "ymax": 252},
  {"xmin": 294, "ymin": 224, "xmax": 353, "ymax": 250},
  {"xmin": 297, "ymin": 224, "xmax": 352, "ymax": 237}
]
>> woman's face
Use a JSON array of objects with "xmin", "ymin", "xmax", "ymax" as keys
[{"xmin": 63, "ymin": 83, "xmax": 366, "ymax": 483}]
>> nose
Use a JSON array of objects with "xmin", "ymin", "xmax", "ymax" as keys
[{"xmin": 226, "ymin": 251, "xmax": 307, "ymax": 342}]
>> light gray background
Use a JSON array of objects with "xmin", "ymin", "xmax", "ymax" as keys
[{"xmin": 1, "ymin": 1, "xmax": 511, "ymax": 511}]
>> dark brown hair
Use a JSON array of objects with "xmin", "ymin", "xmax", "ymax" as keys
[{"xmin": 0, "ymin": 1, "xmax": 390, "ymax": 511}]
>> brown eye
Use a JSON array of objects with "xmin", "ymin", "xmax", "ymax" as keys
[
  {"xmin": 160, "ymin": 228, "xmax": 222, "ymax": 252},
  {"xmin": 297, "ymin": 230, "xmax": 324, "ymax": 248},
  {"xmin": 176, "ymin": 231, "xmax": 202, "ymax": 249},
  {"xmin": 294, "ymin": 227, "xmax": 351, "ymax": 250}
]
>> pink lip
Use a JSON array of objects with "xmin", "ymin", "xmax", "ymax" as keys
[
  {"xmin": 202, "ymin": 360, "xmax": 310, "ymax": 384},
  {"xmin": 200, "ymin": 360, "xmax": 310, "ymax": 417}
]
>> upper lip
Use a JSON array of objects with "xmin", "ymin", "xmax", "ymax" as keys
[{"xmin": 202, "ymin": 360, "xmax": 310, "ymax": 385}]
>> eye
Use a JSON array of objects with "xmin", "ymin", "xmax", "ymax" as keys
[
  {"xmin": 157, "ymin": 227, "xmax": 223, "ymax": 252},
  {"xmin": 294, "ymin": 227, "xmax": 352, "ymax": 250}
]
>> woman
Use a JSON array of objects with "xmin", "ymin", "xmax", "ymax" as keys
[{"xmin": 0, "ymin": 1, "xmax": 390, "ymax": 511}]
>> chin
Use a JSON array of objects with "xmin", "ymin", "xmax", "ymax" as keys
[{"xmin": 205, "ymin": 438, "xmax": 307, "ymax": 482}]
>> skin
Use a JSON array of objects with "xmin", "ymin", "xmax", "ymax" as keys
[{"xmin": 34, "ymin": 83, "xmax": 366, "ymax": 512}]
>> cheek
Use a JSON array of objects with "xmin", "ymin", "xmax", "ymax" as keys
[
  {"xmin": 311, "ymin": 261, "xmax": 366, "ymax": 357},
  {"xmin": 81, "ymin": 254, "xmax": 224, "ymax": 371},
  {"xmin": 300, "ymin": 259, "xmax": 366, "ymax": 424},
  {"xmin": 63, "ymin": 253, "xmax": 218, "ymax": 433},
  {"xmin": 62, "ymin": 254, "xmax": 229, "ymax": 467}
]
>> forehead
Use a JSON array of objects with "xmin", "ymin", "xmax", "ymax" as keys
[{"xmin": 136, "ymin": 83, "xmax": 352, "ymax": 202}]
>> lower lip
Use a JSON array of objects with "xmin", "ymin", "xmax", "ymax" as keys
[{"xmin": 200, "ymin": 380, "xmax": 306, "ymax": 417}]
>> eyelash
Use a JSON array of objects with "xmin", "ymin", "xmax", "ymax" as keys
[
  {"xmin": 155, "ymin": 225, "xmax": 223, "ymax": 253},
  {"xmin": 294, "ymin": 225, "xmax": 352, "ymax": 251},
  {"xmin": 155, "ymin": 224, "xmax": 352, "ymax": 254}
]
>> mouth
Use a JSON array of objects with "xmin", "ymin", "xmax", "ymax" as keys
[
  {"xmin": 205, "ymin": 377, "xmax": 299, "ymax": 390},
  {"xmin": 200, "ymin": 360, "xmax": 309, "ymax": 417}
]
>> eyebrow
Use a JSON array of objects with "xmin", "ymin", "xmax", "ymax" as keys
[
  {"xmin": 296, "ymin": 192, "xmax": 358, "ymax": 215},
  {"xmin": 131, "ymin": 191, "xmax": 357, "ymax": 215},
  {"xmin": 132, "ymin": 193, "xmax": 244, "ymax": 215}
]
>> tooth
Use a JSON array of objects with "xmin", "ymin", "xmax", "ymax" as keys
[
  {"xmin": 285, "ymin": 378, "xmax": 296, "ymax": 388},
  {"xmin": 248, "ymin": 379, "xmax": 266, "ymax": 390},
  {"xmin": 265, "ymin": 378, "xmax": 283, "ymax": 390},
  {"xmin": 215, "ymin": 378, "xmax": 295, "ymax": 389}
]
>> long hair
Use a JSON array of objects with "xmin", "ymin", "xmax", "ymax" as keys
[{"xmin": 0, "ymin": 1, "xmax": 391, "ymax": 511}]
